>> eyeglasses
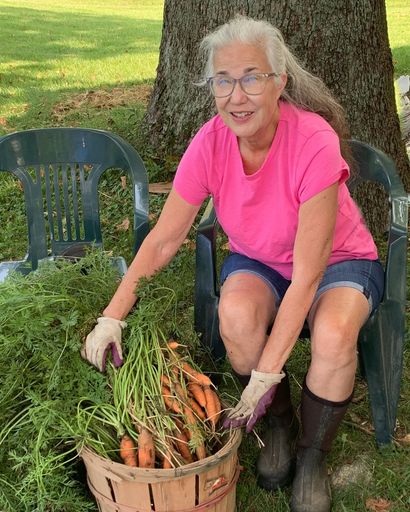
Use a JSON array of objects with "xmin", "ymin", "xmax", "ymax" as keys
[{"xmin": 207, "ymin": 72, "xmax": 278, "ymax": 98}]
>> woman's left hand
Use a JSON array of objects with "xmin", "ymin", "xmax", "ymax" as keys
[{"xmin": 223, "ymin": 370, "xmax": 285, "ymax": 432}]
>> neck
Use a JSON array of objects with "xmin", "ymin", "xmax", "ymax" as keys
[{"xmin": 239, "ymin": 105, "xmax": 280, "ymax": 154}]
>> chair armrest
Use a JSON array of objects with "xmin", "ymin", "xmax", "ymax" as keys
[
  {"xmin": 194, "ymin": 199, "xmax": 219, "ymax": 334},
  {"xmin": 195, "ymin": 199, "xmax": 219, "ymax": 297},
  {"xmin": 377, "ymin": 151, "xmax": 408, "ymax": 305},
  {"xmin": 384, "ymin": 192, "xmax": 408, "ymax": 304}
]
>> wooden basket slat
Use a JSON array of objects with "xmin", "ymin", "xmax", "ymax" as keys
[
  {"xmin": 151, "ymin": 473, "xmax": 196, "ymax": 510},
  {"xmin": 111, "ymin": 480, "xmax": 153, "ymax": 510},
  {"xmin": 86, "ymin": 462, "xmax": 119, "ymax": 512},
  {"xmin": 81, "ymin": 429, "xmax": 242, "ymax": 512},
  {"xmin": 197, "ymin": 455, "xmax": 236, "ymax": 504}
]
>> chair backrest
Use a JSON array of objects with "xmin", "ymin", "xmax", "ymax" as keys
[
  {"xmin": 0, "ymin": 128, "xmax": 149, "ymax": 271},
  {"xmin": 347, "ymin": 140, "xmax": 408, "ymax": 305}
]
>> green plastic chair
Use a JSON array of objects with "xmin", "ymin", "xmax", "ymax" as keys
[
  {"xmin": 0, "ymin": 128, "xmax": 149, "ymax": 280},
  {"xmin": 194, "ymin": 140, "xmax": 408, "ymax": 446}
]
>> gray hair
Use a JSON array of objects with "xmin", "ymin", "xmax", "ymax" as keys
[{"xmin": 200, "ymin": 15, "xmax": 350, "ymax": 143}]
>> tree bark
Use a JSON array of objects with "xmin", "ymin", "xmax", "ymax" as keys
[{"xmin": 144, "ymin": 0, "xmax": 409, "ymax": 233}]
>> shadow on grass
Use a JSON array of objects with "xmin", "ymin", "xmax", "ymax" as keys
[
  {"xmin": 0, "ymin": 4, "xmax": 162, "ymax": 127},
  {"xmin": 0, "ymin": 5, "xmax": 162, "ymax": 62}
]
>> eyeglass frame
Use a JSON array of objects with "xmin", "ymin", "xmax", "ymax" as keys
[{"xmin": 206, "ymin": 72, "xmax": 279, "ymax": 98}]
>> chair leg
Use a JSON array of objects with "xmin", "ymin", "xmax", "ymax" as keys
[{"xmin": 358, "ymin": 305, "xmax": 404, "ymax": 446}]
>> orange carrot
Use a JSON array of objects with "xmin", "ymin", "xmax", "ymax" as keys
[
  {"xmin": 181, "ymin": 362, "xmax": 212, "ymax": 387},
  {"xmin": 184, "ymin": 406, "xmax": 197, "ymax": 427},
  {"xmin": 174, "ymin": 381, "xmax": 187, "ymax": 402},
  {"xmin": 188, "ymin": 397, "xmax": 206, "ymax": 420},
  {"xmin": 213, "ymin": 389, "xmax": 222, "ymax": 419},
  {"xmin": 138, "ymin": 427, "xmax": 155, "ymax": 468},
  {"xmin": 188, "ymin": 382, "xmax": 207, "ymax": 408},
  {"xmin": 161, "ymin": 385, "xmax": 183, "ymax": 414},
  {"xmin": 203, "ymin": 386, "xmax": 221, "ymax": 428},
  {"xmin": 171, "ymin": 366, "xmax": 180, "ymax": 379},
  {"xmin": 174, "ymin": 430, "xmax": 194, "ymax": 463},
  {"xmin": 195, "ymin": 442, "xmax": 207, "ymax": 460},
  {"xmin": 160, "ymin": 374, "xmax": 171, "ymax": 387},
  {"xmin": 167, "ymin": 340, "xmax": 181, "ymax": 350},
  {"xmin": 119, "ymin": 434, "xmax": 138, "ymax": 467},
  {"xmin": 162, "ymin": 450, "xmax": 173, "ymax": 469},
  {"xmin": 183, "ymin": 407, "xmax": 207, "ymax": 460}
]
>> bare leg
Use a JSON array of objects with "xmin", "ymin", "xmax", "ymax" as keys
[
  {"xmin": 218, "ymin": 272, "xmax": 276, "ymax": 375},
  {"xmin": 291, "ymin": 287, "xmax": 370, "ymax": 512},
  {"xmin": 307, "ymin": 287, "xmax": 370, "ymax": 401}
]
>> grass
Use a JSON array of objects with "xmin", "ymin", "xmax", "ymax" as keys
[
  {"xmin": 0, "ymin": 1, "xmax": 409, "ymax": 511},
  {"xmin": 386, "ymin": 0, "xmax": 410, "ymax": 76},
  {"xmin": 0, "ymin": 0, "xmax": 162, "ymax": 136}
]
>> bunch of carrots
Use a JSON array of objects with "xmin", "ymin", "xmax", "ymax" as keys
[
  {"xmin": 77, "ymin": 317, "xmax": 224, "ymax": 470},
  {"xmin": 119, "ymin": 344, "xmax": 222, "ymax": 468}
]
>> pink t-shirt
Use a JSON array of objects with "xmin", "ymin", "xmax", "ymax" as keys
[{"xmin": 173, "ymin": 101, "xmax": 378, "ymax": 279}]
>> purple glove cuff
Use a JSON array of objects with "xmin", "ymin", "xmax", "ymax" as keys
[
  {"xmin": 245, "ymin": 384, "xmax": 278, "ymax": 433},
  {"xmin": 222, "ymin": 415, "xmax": 247, "ymax": 430},
  {"xmin": 101, "ymin": 342, "xmax": 123, "ymax": 371},
  {"xmin": 222, "ymin": 383, "xmax": 279, "ymax": 431}
]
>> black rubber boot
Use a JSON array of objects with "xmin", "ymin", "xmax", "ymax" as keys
[
  {"xmin": 232, "ymin": 370, "xmax": 250, "ymax": 390},
  {"xmin": 256, "ymin": 371, "xmax": 298, "ymax": 490},
  {"xmin": 290, "ymin": 379, "xmax": 352, "ymax": 512}
]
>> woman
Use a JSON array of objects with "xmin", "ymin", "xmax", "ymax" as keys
[{"xmin": 82, "ymin": 16, "xmax": 384, "ymax": 512}]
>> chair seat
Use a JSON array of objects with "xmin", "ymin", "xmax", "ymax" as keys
[
  {"xmin": 0, "ymin": 254, "xmax": 129, "ymax": 283},
  {"xmin": 0, "ymin": 261, "xmax": 25, "ymax": 283}
]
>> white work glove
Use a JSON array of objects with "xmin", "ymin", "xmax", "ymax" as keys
[
  {"xmin": 81, "ymin": 316, "xmax": 127, "ymax": 372},
  {"xmin": 223, "ymin": 369, "xmax": 286, "ymax": 433}
]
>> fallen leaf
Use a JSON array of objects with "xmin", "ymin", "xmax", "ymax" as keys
[
  {"xmin": 149, "ymin": 181, "xmax": 173, "ymax": 194},
  {"xmin": 348, "ymin": 411, "xmax": 362, "ymax": 423},
  {"xmin": 121, "ymin": 176, "xmax": 127, "ymax": 190},
  {"xmin": 149, "ymin": 213, "xmax": 157, "ymax": 221},
  {"xmin": 183, "ymin": 239, "xmax": 196, "ymax": 250},
  {"xmin": 365, "ymin": 497, "xmax": 392, "ymax": 511},
  {"xmin": 0, "ymin": 117, "xmax": 7, "ymax": 126},
  {"xmin": 396, "ymin": 433, "xmax": 410, "ymax": 445},
  {"xmin": 116, "ymin": 218, "xmax": 130, "ymax": 231},
  {"xmin": 221, "ymin": 242, "xmax": 230, "ymax": 251}
]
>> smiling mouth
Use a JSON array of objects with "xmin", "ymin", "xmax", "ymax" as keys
[{"xmin": 231, "ymin": 111, "xmax": 253, "ymax": 119}]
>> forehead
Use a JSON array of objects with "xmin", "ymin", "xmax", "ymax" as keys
[{"xmin": 213, "ymin": 42, "xmax": 270, "ymax": 74}]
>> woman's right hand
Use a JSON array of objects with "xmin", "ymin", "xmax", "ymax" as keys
[{"xmin": 81, "ymin": 317, "xmax": 127, "ymax": 371}]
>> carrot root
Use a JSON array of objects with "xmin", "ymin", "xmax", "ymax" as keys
[
  {"xmin": 138, "ymin": 427, "xmax": 155, "ymax": 468},
  {"xmin": 119, "ymin": 434, "xmax": 138, "ymax": 467}
]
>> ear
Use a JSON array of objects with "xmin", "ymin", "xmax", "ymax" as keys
[{"xmin": 278, "ymin": 73, "xmax": 288, "ymax": 93}]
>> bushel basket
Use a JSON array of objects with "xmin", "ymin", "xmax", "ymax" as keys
[{"xmin": 80, "ymin": 428, "xmax": 242, "ymax": 512}]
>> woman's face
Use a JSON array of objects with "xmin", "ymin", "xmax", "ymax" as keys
[{"xmin": 212, "ymin": 42, "xmax": 286, "ymax": 146}]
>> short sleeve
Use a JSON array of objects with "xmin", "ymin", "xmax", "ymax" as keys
[
  {"xmin": 173, "ymin": 128, "xmax": 211, "ymax": 206},
  {"xmin": 296, "ymin": 130, "xmax": 349, "ymax": 204}
]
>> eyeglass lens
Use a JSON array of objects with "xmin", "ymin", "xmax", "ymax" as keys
[{"xmin": 210, "ymin": 74, "xmax": 268, "ymax": 97}]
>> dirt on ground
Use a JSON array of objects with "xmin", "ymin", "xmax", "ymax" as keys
[{"xmin": 51, "ymin": 84, "xmax": 152, "ymax": 122}]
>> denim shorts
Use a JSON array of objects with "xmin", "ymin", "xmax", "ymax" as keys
[{"xmin": 220, "ymin": 253, "xmax": 385, "ymax": 316}]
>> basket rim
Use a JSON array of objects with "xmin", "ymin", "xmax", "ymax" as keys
[{"xmin": 80, "ymin": 428, "xmax": 242, "ymax": 482}]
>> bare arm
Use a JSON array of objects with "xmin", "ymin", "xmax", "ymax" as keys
[
  {"xmin": 103, "ymin": 188, "xmax": 201, "ymax": 320},
  {"xmin": 256, "ymin": 182, "xmax": 339, "ymax": 373}
]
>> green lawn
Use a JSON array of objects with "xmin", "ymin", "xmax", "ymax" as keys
[
  {"xmin": 0, "ymin": 1, "xmax": 409, "ymax": 511},
  {"xmin": 386, "ymin": 0, "xmax": 410, "ymax": 76},
  {"xmin": 0, "ymin": 0, "xmax": 163, "ymax": 135}
]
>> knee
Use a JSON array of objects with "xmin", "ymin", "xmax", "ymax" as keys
[
  {"xmin": 218, "ymin": 290, "xmax": 262, "ymax": 342},
  {"xmin": 311, "ymin": 319, "xmax": 358, "ymax": 368}
]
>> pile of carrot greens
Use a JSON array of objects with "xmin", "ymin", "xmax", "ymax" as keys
[{"xmin": 0, "ymin": 251, "xmax": 222, "ymax": 512}]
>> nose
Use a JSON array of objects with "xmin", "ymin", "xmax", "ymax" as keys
[{"xmin": 229, "ymin": 80, "xmax": 248, "ymax": 103}]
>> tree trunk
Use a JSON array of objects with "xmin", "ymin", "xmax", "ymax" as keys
[{"xmin": 144, "ymin": 0, "xmax": 409, "ymax": 233}]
